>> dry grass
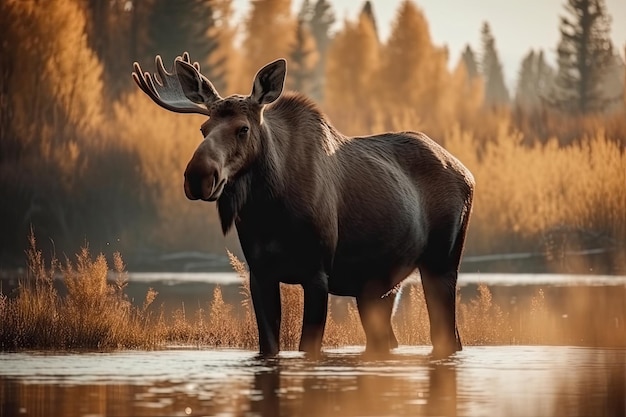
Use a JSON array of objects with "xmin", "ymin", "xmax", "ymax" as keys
[
  {"xmin": 0, "ymin": 233, "xmax": 164, "ymax": 350},
  {"xmin": 1, "ymin": 239, "xmax": 624, "ymax": 351},
  {"xmin": 445, "ymin": 127, "xmax": 626, "ymax": 263}
]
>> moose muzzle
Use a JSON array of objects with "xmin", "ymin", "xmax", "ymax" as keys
[{"xmin": 184, "ymin": 157, "xmax": 226, "ymax": 202}]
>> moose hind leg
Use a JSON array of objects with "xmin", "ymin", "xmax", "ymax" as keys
[
  {"xmin": 420, "ymin": 268, "xmax": 461, "ymax": 358},
  {"xmin": 357, "ymin": 291, "xmax": 398, "ymax": 355}
]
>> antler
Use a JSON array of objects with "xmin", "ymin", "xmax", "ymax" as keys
[{"xmin": 132, "ymin": 52, "xmax": 212, "ymax": 116}]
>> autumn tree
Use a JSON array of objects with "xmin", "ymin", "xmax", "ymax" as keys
[
  {"xmin": 451, "ymin": 53, "xmax": 485, "ymax": 132},
  {"xmin": 0, "ymin": 0, "xmax": 107, "ymax": 260},
  {"xmin": 480, "ymin": 22, "xmax": 510, "ymax": 108},
  {"xmin": 324, "ymin": 10, "xmax": 380, "ymax": 134},
  {"xmin": 377, "ymin": 0, "xmax": 452, "ymax": 135},
  {"xmin": 242, "ymin": 0, "xmax": 295, "ymax": 84},
  {"xmin": 549, "ymin": 0, "xmax": 617, "ymax": 114},
  {"xmin": 360, "ymin": 1, "xmax": 379, "ymax": 41}
]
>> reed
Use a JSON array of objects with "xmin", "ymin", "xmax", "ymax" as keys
[{"xmin": 1, "ymin": 241, "xmax": 624, "ymax": 351}]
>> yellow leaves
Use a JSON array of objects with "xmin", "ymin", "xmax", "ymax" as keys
[{"xmin": 324, "ymin": 13, "xmax": 380, "ymax": 134}]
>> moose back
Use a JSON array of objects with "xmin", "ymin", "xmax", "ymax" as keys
[{"xmin": 133, "ymin": 54, "xmax": 474, "ymax": 358}]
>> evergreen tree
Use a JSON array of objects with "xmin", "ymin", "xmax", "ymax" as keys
[
  {"xmin": 515, "ymin": 49, "xmax": 555, "ymax": 112},
  {"xmin": 461, "ymin": 44, "xmax": 479, "ymax": 79},
  {"xmin": 549, "ymin": 0, "xmax": 616, "ymax": 114},
  {"xmin": 288, "ymin": 19, "xmax": 319, "ymax": 95},
  {"xmin": 147, "ymin": 0, "xmax": 223, "ymax": 86},
  {"xmin": 205, "ymin": 0, "xmax": 237, "ymax": 93},
  {"xmin": 306, "ymin": 0, "xmax": 335, "ymax": 101},
  {"xmin": 83, "ymin": 0, "xmax": 146, "ymax": 99},
  {"xmin": 480, "ymin": 22, "xmax": 510, "ymax": 107}
]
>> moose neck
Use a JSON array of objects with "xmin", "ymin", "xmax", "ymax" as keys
[
  {"xmin": 215, "ymin": 100, "xmax": 293, "ymax": 235},
  {"xmin": 216, "ymin": 92, "xmax": 343, "ymax": 236}
]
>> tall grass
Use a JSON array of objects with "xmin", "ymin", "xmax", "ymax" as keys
[
  {"xmin": 1, "ymin": 238, "xmax": 624, "ymax": 351},
  {"xmin": 445, "ymin": 126, "xmax": 626, "ymax": 267},
  {"xmin": 0, "ymin": 233, "xmax": 163, "ymax": 350}
]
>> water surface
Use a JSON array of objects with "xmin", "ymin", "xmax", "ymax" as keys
[{"xmin": 1, "ymin": 346, "xmax": 624, "ymax": 417}]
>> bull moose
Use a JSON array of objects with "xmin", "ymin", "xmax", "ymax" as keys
[{"xmin": 132, "ymin": 53, "xmax": 474, "ymax": 358}]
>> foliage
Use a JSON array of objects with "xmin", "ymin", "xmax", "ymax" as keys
[
  {"xmin": 324, "ymin": 9, "xmax": 380, "ymax": 134},
  {"xmin": 550, "ymin": 0, "xmax": 621, "ymax": 114},
  {"xmin": 242, "ymin": 0, "xmax": 295, "ymax": 84},
  {"xmin": 515, "ymin": 49, "xmax": 555, "ymax": 113},
  {"xmin": 2, "ymin": 247, "xmax": 624, "ymax": 351},
  {"xmin": 287, "ymin": 18, "xmax": 319, "ymax": 95},
  {"xmin": 1, "ymin": 0, "xmax": 625, "ymax": 272},
  {"xmin": 0, "ymin": 233, "xmax": 163, "ymax": 350},
  {"xmin": 480, "ymin": 22, "xmax": 510, "ymax": 107}
]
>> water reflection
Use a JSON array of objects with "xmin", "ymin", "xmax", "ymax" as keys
[{"xmin": 0, "ymin": 347, "xmax": 624, "ymax": 417}]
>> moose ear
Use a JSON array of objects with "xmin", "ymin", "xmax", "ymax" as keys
[
  {"xmin": 175, "ymin": 59, "xmax": 221, "ymax": 105},
  {"xmin": 250, "ymin": 59, "xmax": 286, "ymax": 105}
]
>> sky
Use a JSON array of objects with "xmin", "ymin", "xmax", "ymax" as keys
[{"xmin": 232, "ymin": 0, "xmax": 626, "ymax": 89}]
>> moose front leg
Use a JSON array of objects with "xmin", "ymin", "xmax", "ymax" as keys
[
  {"xmin": 250, "ymin": 273, "xmax": 281, "ymax": 356},
  {"xmin": 299, "ymin": 272, "xmax": 329, "ymax": 356}
]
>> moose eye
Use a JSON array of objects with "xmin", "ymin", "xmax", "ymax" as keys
[{"xmin": 237, "ymin": 126, "xmax": 249, "ymax": 139}]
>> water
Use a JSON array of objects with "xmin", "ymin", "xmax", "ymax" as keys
[
  {"xmin": 126, "ymin": 271, "xmax": 626, "ymax": 287},
  {"xmin": 1, "ymin": 346, "xmax": 624, "ymax": 417},
  {"xmin": 1, "ymin": 273, "xmax": 625, "ymax": 416}
]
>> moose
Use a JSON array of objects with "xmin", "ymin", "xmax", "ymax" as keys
[{"xmin": 132, "ymin": 53, "xmax": 474, "ymax": 358}]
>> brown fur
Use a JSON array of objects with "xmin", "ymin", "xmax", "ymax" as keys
[{"xmin": 133, "ymin": 57, "xmax": 475, "ymax": 358}]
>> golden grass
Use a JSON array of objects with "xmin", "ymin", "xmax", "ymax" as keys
[
  {"xmin": 1, "ymin": 238, "xmax": 624, "ymax": 351},
  {"xmin": 444, "ymin": 126, "xmax": 626, "ymax": 262}
]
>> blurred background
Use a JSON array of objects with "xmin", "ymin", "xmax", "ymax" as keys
[{"xmin": 0, "ymin": 0, "xmax": 624, "ymax": 273}]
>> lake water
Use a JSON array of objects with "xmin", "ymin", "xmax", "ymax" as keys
[
  {"xmin": 1, "ymin": 346, "xmax": 624, "ymax": 417},
  {"xmin": 1, "ymin": 273, "xmax": 625, "ymax": 416}
]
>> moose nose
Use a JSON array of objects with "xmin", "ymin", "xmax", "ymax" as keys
[{"xmin": 184, "ymin": 158, "xmax": 220, "ymax": 201}]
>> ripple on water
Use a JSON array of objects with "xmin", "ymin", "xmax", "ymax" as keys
[{"xmin": 0, "ymin": 346, "xmax": 624, "ymax": 417}]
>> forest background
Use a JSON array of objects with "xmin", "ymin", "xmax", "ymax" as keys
[{"xmin": 1, "ymin": 0, "xmax": 625, "ymax": 274}]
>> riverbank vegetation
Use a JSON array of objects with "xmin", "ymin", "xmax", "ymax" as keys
[{"xmin": 1, "ymin": 239, "xmax": 624, "ymax": 351}]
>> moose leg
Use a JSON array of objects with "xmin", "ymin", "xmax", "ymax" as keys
[
  {"xmin": 299, "ymin": 272, "xmax": 329, "ymax": 356},
  {"xmin": 250, "ymin": 273, "xmax": 281, "ymax": 356},
  {"xmin": 357, "ymin": 290, "xmax": 397, "ymax": 355},
  {"xmin": 420, "ymin": 268, "xmax": 461, "ymax": 358}
]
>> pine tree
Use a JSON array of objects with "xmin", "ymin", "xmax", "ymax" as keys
[
  {"xmin": 549, "ymin": 0, "xmax": 617, "ymax": 114},
  {"xmin": 288, "ymin": 19, "xmax": 319, "ymax": 95},
  {"xmin": 461, "ymin": 45, "xmax": 480, "ymax": 79},
  {"xmin": 83, "ymin": 0, "xmax": 145, "ymax": 99},
  {"xmin": 515, "ymin": 49, "xmax": 555, "ymax": 112},
  {"xmin": 303, "ymin": 0, "xmax": 334, "ymax": 101},
  {"xmin": 480, "ymin": 22, "xmax": 510, "ymax": 108},
  {"xmin": 205, "ymin": 0, "xmax": 237, "ymax": 93},
  {"xmin": 146, "ymin": 0, "xmax": 223, "ymax": 86}
]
